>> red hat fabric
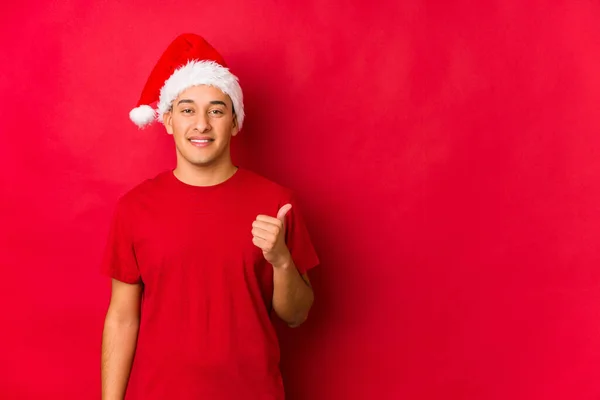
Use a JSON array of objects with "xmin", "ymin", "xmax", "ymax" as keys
[{"xmin": 129, "ymin": 33, "xmax": 244, "ymax": 129}]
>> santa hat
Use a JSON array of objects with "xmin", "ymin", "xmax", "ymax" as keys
[{"xmin": 129, "ymin": 33, "xmax": 244, "ymax": 130}]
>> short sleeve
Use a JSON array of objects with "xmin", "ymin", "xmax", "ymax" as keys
[
  {"xmin": 100, "ymin": 198, "xmax": 142, "ymax": 284},
  {"xmin": 282, "ymin": 192, "xmax": 320, "ymax": 275}
]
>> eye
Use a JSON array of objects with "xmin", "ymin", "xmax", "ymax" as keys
[
  {"xmin": 209, "ymin": 109, "xmax": 224, "ymax": 116},
  {"xmin": 181, "ymin": 108, "xmax": 194, "ymax": 114}
]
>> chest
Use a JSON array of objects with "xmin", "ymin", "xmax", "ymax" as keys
[{"xmin": 130, "ymin": 201, "xmax": 270, "ymax": 288}]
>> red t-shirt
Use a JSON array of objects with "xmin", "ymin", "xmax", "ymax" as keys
[{"xmin": 101, "ymin": 168, "xmax": 319, "ymax": 399}]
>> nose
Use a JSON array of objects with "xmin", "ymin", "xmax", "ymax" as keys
[{"xmin": 193, "ymin": 113, "xmax": 211, "ymax": 133}]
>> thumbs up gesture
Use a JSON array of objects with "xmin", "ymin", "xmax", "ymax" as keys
[{"xmin": 252, "ymin": 204, "xmax": 292, "ymax": 268}]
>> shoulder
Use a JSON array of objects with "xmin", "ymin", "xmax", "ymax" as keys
[
  {"xmin": 237, "ymin": 168, "xmax": 293, "ymax": 199},
  {"xmin": 116, "ymin": 170, "xmax": 172, "ymax": 211}
]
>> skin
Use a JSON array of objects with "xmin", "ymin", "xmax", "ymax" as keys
[
  {"xmin": 101, "ymin": 84, "xmax": 314, "ymax": 399},
  {"xmin": 101, "ymin": 280, "xmax": 142, "ymax": 400}
]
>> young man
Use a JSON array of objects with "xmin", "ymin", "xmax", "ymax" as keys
[{"xmin": 100, "ymin": 33, "xmax": 319, "ymax": 400}]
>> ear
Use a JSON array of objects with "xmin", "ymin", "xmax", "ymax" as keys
[
  {"xmin": 229, "ymin": 96, "xmax": 240, "ymax": 137},
  {"xmin": 231, "ymin": 114, "xmax": 240, "ymax": 137},
  {"xmin": 163, "ymin": 110, "xmax": 174, "ymax": 135}
]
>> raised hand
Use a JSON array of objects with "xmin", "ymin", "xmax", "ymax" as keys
[{"xmin": 252, "ymin": 204, "xmax": 292, "ymax": 267}]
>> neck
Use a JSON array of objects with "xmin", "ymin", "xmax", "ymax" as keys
[{"xmin": 173, "ymin": 160, "xmax": 238, "ymax": 187}]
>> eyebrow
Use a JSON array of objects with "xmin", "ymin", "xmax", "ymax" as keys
[
  {"xmin": 177, "ymin": 99, "xmax": 195, "ymax": 105},
  {"xmin": 176, "ymin": 99, "xmax": 228, "ymax": 107},
  {"xmin": 209, "ymin": 100, "xmax": 227, "ymax": 107}
]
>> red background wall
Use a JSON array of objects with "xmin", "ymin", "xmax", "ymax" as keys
[{"xmin": 2, "ymin": 1, "xmax": 600, "ymax": 399}]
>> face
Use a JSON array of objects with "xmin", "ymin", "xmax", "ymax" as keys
[{"xmin": 163, "ymin": 85, "xmax": 239, "ymax": 169}]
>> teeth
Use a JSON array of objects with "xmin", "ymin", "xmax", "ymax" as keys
[{"xmin": 191, "ymin": 139, "xmax": 209, "ymax": 143}]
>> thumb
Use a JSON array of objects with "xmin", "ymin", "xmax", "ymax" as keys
[{"xmin": 277, "ymin": 203, "xmax": 292, "ymax": 225}]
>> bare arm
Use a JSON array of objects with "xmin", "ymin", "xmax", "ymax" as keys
[
  {"xmin": 272, "ymin": 262, "xmax": 314, "ymax": 327},
  {"xmin": 101, "ymin": 279, "xmax": 143, "ymax": 400},
  {"xmin": 252, "ymin": 203, "xmax": 315, "ymax": 327}
]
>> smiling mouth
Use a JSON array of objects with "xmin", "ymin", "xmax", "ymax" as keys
[{"xmin": 188, "ymin": 138, "xmax": 215, "ymax": 148}]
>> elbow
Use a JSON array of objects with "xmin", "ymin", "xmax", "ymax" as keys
[
  {"xmin": 105, "ymin": 306, "xmax": 141, "ymax": 329},
  {"xmin": 287, "ymin": 315, "xmax": 308, "ymax": 328},
  {"xmin": 287, "ymin": 294, "xmax": 314, "ymax": 328},
  {"xmin": 287, "ymin": 313, "xmax": 308, "ymax": 328}
]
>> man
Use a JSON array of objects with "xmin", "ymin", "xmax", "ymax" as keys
[{"xmin": 100, "ymin": 33, "xmax": 319, "ymax": 400}]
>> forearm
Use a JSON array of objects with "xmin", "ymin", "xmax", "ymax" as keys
[
  {"xmin": 101, "ymin": 312, "xmax": 140, "ymax": 400},
  {"xmin": 272, "ymin": 259, "xmax": 314, "ymax": 327}
]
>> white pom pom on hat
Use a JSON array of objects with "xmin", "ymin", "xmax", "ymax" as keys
[
  {"xmin": 129, "ymin": 105, "xmax": 156, "ymax": 128},
  {"xmin": 129, "ymin": 33, "xmax": 244, "ymax": 130}
]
